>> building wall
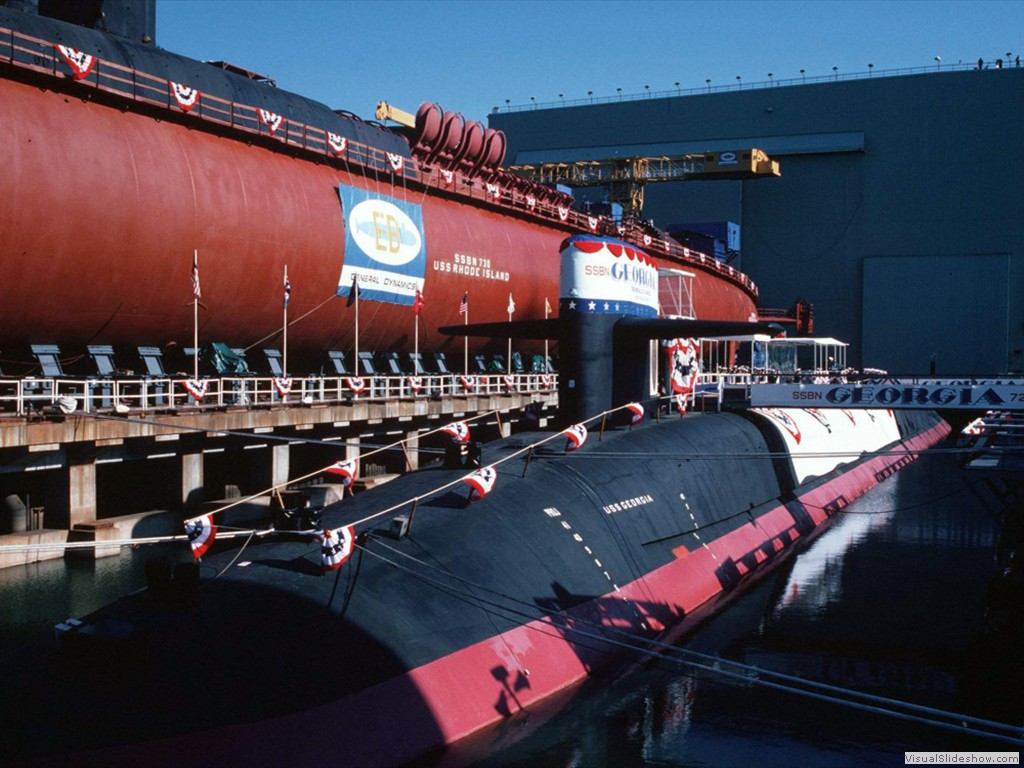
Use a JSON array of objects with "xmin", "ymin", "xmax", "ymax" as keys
[{"xmin": 492, "ymin": 68, "xmax": 1024, "ymax": 374}]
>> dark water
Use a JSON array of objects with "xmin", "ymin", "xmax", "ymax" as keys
[
  {"xmin": 0, "ymin": 542, "xmax": 190, "ymax": 654},
  {"xmin": 440, "ymin": 445, "xmax": 1022, "ymax": 767},
  {"xmin": 1, "ymin": 445, "xmax": 1020, "ymax": 767}
]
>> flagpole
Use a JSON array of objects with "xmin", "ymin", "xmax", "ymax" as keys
[
  {"xmin": 463, "ymin": 293, "xmax": 468, "ymax": 376},
  {"xmin": 507, "ymin": 293, "xmax": 513, "ymax": 374},
  {"xmin": 282, "ymin": 264, "xmax": 288, "ymax": 376},
  {"xmin": 414, "ymin": 306, "xmax": 419, "ymax": 367},
  {"xmin": 192, "ymin": 249, "xmax": 199, "ymax": 381},
  {"xmin": 354, "ymin": 277, "xmax": 360, "ymax": 376},
  {"xmin": 544, "ymin": 297, "xmax": 550, "ymax": 373}
]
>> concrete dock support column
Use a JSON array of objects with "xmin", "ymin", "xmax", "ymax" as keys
[
  {"xmin": 68, "ymin": 459, "xmax": 97, "ymax": 529},
  {"xmin": 405, "ymin": 431, "xmax": 419, "ymax": 471},
  {"xmin": 182, "ymin": 452, "xmax": 204, "ymax": 510},
  {"xmin": 345, "ymin": 439, "xmax": 360, "ymax": 478},
  {"xmin": 272, "ymin": 444, "xmax": 290, "ymax": 489}
]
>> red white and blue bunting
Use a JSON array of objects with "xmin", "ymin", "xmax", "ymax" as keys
[
  {"xmin": 184, "ymin": 514, "xmax": 217, "ymax": 559},
  {"xmin": 526, "ymin": 194, "xmax": 536, "ymax": 209},
  {"xmin": 557, "ymin": 205, "xmax": 569, "ymax": 221},
  {"xmin": 441, "ymin": 169, "xmax": 455, "ymax": 188},
  {"xmin": 326, "ymin": 459, "xmax": 357, "ymax": 486},
  {"xmin": 627, "ymin": 402, "xmax": 644, "ymax": 425},
  {"xmin": 407, "ymin": 375, "xmax": 423, "ymax": 393},
  {"xmin": 387, "ymin": 153, "xmax": 405, "ymax": 173},
  {"xmin": 459, "ymin": 375, "xmax": 476, "ymax": 391},
  {"xmin": 587, "ymin": 216, "xmax": 599, "ymax": 232},
  {"xmin": 540, "ymin": 374, "xmax": 553, "ymax": 389},
  {"xmin": 562, "ymin": 423, "xmax": 588, "ymax": 452},
  {"xmin": 442, "ymin": 421, "xmax": 470, "ymax": 444},
  {"xmin": 273, "ymin": 376, "xmax": 293, "ymax": 397},
  {"xmin": 347, "ymin": 376, "xmax": 366, "ymax": 395},
  {"xmin": 317, "ymin": 525, "xmax": 355, "ymax": 570},
  {"xmin": 55, "ymin": 45, "xmax": 95, "ymax": 80},
  {"xmin": 463, "ymin": 465, "xmax": 497, "ymax": 500},
  {"xmin": 259, "ymin": 109, "xmax": 283, "ymax": 135},
  {"xmin": 170, "ymin": 82, "xmax": 200, "ymax": 112},
  {"xmin": 184, "ymin": 378, "xmax": 209, "ymax": 401},
  {"xmin": 327, "ymin": 132, "xmax": 348, "ymax": 156},
  {"xmin": 502, "ymin": 375, "xmax": 516, "ymax": 390},
  {"xmin": 486, "ymin": 182, "xmax": 501, "ymax": 201},
  {"xmin": 666, "ymin": 338, "xmax": 699, "ymax": 395}
]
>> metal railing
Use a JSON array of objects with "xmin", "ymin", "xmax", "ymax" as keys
[
  {"xmin": 0, "ymin": 372, "xmax": 559, "ymax": 418},
  {"xmin": 494, "ymin": 60, "xmax": 1020, "ymax": 114}
]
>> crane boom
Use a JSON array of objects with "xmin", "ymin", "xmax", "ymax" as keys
[
  {"xmin": 506, "ymin": 149, "xmax": 780, "ymax": 216},
  {"xmin": 375, "ymin": 101, "xmax": 417, "ymax": 128}
]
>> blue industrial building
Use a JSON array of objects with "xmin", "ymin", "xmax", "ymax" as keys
[{"xmin": 491, "ymin": 65, "xmax": 1024, "ymax": 375}]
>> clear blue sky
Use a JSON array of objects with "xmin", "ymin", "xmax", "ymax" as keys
[{"xmin": 158, "ymin": 0, "xmax": 1023, "ymax": 122}]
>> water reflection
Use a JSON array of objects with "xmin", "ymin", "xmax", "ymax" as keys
[{"xmin": 0, "ymin": 542, "xmax": 187, "ymax": 653}]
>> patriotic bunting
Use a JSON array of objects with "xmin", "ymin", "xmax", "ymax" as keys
[
  {"xmin": 962, "ymin": 416, "xmax": 986, "ymax": 436},
  {"xmin": 387, "ymin": 153, "xmax": 405, "ymax": 173},
  {"xmin": 327, "ymin": 132, "xmax": 348, "ymax": 155},
  {"xmin": 55, "ymin": 45, "xmax": 95, "ymax": 80},
  {"xmin": 273, "ymin": 376, "xmax": 293, "ymax": 396},
  {"xmin": 407, "ymin": 375, "xmax": 423, "ymax": 393},
  {"xmin": 563, "ymin": 423, "xmax": 588, "ymax": 452},
  {"xmin": 346, "ymin": 376, "xmax": 366, "ymax": 395},
  {"xmin": 184, "ymin": 378, "xmax": 209, "ymax": 401},
  {"xmin": 441, "ymin": 169, "xmax": 455, "ymax": 188},
  {"xmin": 627, "ymin": 402, "xmax": 644, "ymax": 424},
  {"xmin": 459, "ymin": 375, "xmax": 476, "ymax": 391},
  {"xmin": 502, "ymin": 375, "xmax": 516, "ymax": 390},
  {"xmin": 557, "ymin": 205, "xmax": 569, "ymax": 221},
  {"xmin": 526, "ymin": 194, "xmax": 536, "ymax": 209},
  {"xmin": 442, "ymin": 421, "xmax": 471, "ymax": 444},
  {"xmin": 184, "ymin": 514, "xmax": 216, "ymax": 560},
  {"xmin": 486, "ymin": 182, "xmax": 501, "ymax": 200},
  {"xmin": 540, "ymin": 374, "xmax": 553, "ymax": 389},
  {"xmin": 463, "ymin": 466, "xmax": 497, "ymax": 500},
  {"xmin": 259, "ymin": 109, "xmax": 283, "ymax": 134},
  {"xmin": 317, "ymin": 525, "xmax": 355, "ymax": 571},
  {"xmin": 587, "ymin": 216, "xmax": 599, "ymax": 232},
  {"xmin": 170, "ymin": 82, "xmax": 200, "ymax": 112},
  {"xmin": 326, "ymin": 460, "xmax": 357, "ymax": 486},
  {"xmin": 674, "ymin": 393, "xmax": 689, "ymax": 415}
]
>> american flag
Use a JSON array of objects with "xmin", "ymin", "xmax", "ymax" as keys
[
  {"xmin": 414, "ymin": 289, "xmax": 424, "ymax": 316},
  {"xmin": 191, "ymin": 252, "xmax": 201, "ymax": 299},
  {"xmin": 283, "ymin": 274, "xmax": 291, "ymax": 309},
  {"xmin": 459, "ymin": 291, "xmax": 468, "ymax": 316}
]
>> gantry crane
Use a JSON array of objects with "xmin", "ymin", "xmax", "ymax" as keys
[{"xmin": 505, "ymin": 149, "xmax": 780, "ymax": 217}]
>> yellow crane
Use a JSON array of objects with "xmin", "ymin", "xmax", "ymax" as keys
[{"xmin": 506, "ymin": 149, "xmax": 780, "ymax": 217}]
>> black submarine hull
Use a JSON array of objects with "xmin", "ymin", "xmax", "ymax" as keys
[{"xmin": 4, "ymin": 408, "xmax": 949, "ymax": 767}]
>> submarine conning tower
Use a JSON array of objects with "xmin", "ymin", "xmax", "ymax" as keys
[
  {"xmin": 557, "ymin": 235, "xmax": 661, "ymax": 424},
  {"xmin": 438, "ymin": 233, "xmax": 780, "ymax": 428}
]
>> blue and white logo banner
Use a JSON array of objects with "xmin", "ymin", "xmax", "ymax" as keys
[
  {"xmin": 559, "ymin": 235, "xmax": 659, "ymax": 318},
  {"xmin": 337, "ymin": 184, "xmax": 426, "ymax": 306}
]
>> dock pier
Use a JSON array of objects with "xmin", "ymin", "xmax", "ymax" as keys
[{"xmin": 0, "ymin": 373, "xmax": 557, "ymax": 567}]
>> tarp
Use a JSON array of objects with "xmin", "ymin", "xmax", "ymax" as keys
[{"xmin": 204, "ymin": 342, "xmax": 249, "ymax": 374}]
